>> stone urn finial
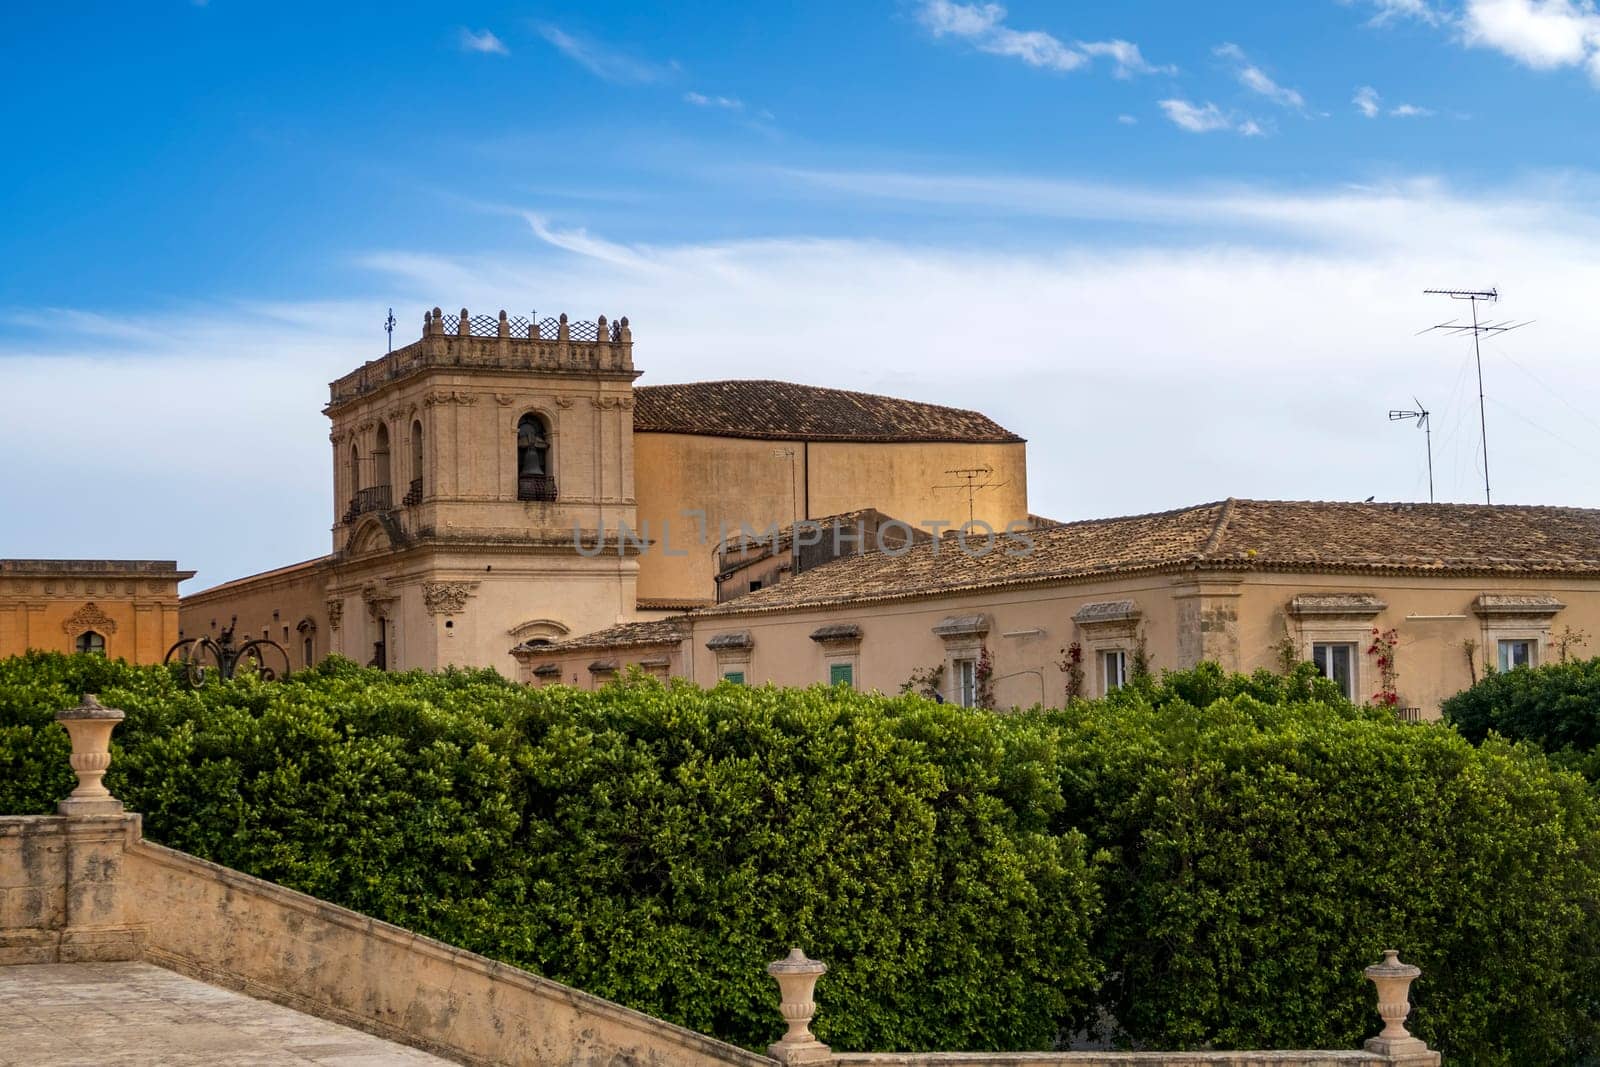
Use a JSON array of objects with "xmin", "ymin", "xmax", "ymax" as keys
[
  {"xmin": 55, "ymin": 693, "xmax": 126, "ymax": 816},
  {"xmin": 1364, "ymin": 949, "xmax": 1439, "ymax": 1064},
  {"xmin": 767, "ymin": 948, "xmax": 830, "ymax": 1064}
]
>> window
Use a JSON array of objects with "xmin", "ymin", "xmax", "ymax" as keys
[
  {"xmin": 829, "ymin": 662, "xmax": 854, "ymax": 688},
  {"xmin": 1312, "ymin": 642, "xmax": 1357, "ymax": 700},
  {"xmin": 1101, "ymin": 649, "xmax": 1128, "ymax": 694},
  {"xmin": 408, "ymin": 419, "xmax": 424, "ymax": 502},
  {"xmin": 954, "ymin": 657, "xmax": 978, "ymax": 707},
  {"xmin": 349, "ymin": 443, "xmax": 362, "ymax": 491},
  {"xmin": 1498, "ymin": 639, "xmax": 1535, "ymax": 671},
  {"xmin": 722, "ymin": 670, "xmax": 745, "ymax": 685},
  {"xmin": 75, "ymin": 630, "xmax": 106, "ymax": 657},
  {"xmin": 303, "ymin": 634, "xmax": 314, "ymax": 667},
  {"xmin": 373, "ymin": 422, "xmax": 391, "ymax": 490},
  {"xmin": 517, "ymin": 414, "xmax": 556, "ymax": 501}
]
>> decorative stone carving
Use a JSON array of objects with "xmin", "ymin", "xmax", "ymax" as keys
[
  {"xmin": 422, "ymin": 581, "xmax": 478, "ymax": 617},
  {"xmin": 55, "ymin": 694, "xmax": 125, "ymax": 816},
  {"xmin": 62, "ymin": 602, "xmax": 118, "ymax": 636},
  {"xmin": 424, "ymin": 390, "xmax": 479, "ymax": 407},
  {"xmin": 494, "ymin": 393, "xmax": 516, "ymax": 406},
  {"xmin": 1288, "ymin": 593, "xmax": 1387, "ymax": 620},
  {"xmin": 552, "ymin": 396, "xmax": 576, "ymax": 408},
  {"xmin": 325, "ymin": 599, "xmax": 344, "ymax": 631},
  {"xmin": 767, "ymin": 948, "xmax": 829, "ymax": 1064}
]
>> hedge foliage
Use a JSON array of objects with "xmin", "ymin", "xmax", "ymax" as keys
[
  {"xmin": 1443, "ymin": 656, "xmax": 1600, "ymax": 774},
  {"xmin": 3, "ymin": 653, "xmax": 1599, "ymax": 1065}
]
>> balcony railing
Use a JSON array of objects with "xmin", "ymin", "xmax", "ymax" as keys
[
  {"xmin": 518, "ymin": 473, "xmax": 558, "ymax": 502},
  {"xmin": 343, "ymin": 485, "xmax": 392, "ymax": 523},
  {"xmin": 402, "ymin": 478, "xmax": 423, "ymax": 506}
]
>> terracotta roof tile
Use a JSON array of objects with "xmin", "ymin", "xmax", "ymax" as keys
[
  {"xmin": 518, "ymin": 617, "xmax": 690, "ymax": 654},
  {"xmin": 633, "ymin": 380, "xmax": 1024, "ymax": 444},
  {"xmin": 697, "ymin": 499, "xmax": 1600, "ymax": 616}
]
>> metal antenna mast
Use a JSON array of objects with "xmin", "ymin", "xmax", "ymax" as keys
[
  {"xmin": 384, "ymin": 308, "xmax": 396, "ymax": 353},
  {"xmin": 1387, "ymin": 398, "xmax": 1433, "ymax": 503},
  {"xmin": 933, "ymin": 466, "xmax": 1005, "ymax": 525},
  {"xmin": 1419, "ymin": 288, "xmax": 1531, "ymax": 504}
]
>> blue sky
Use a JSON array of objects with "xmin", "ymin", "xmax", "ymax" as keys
[{"xmin": 6, "ymin": 1, "xmax": 1600, "ymax": 587}]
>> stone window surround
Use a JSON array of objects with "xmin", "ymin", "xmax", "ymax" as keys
[
  {"xmin": 809, "ymin": 623, "xmax": 862, "ymax": 688},
  {"xmin": 932, "ymin": 615, "xmax": 989, "ymax": 706},
  {"xmin": 1473, "ymin": 594, "xmax": 1565, "ymax": 671},
  {"xmin": 1073, "ymin": 600, "xmax": 1141, "ymax": 697},
  {"xmin": 706, "ymin": 630, "xmax": 753, "ymax": 682},
  {"xmin": 1288, "ymin": 594, "xmax": 1387, "ymax": 705}
]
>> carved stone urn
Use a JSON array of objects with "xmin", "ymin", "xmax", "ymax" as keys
[
  {"xmin": 1364, "ymin": 949, "xmax": 1439, "ymax": 1064},
  {"xmin": 767, "ymin": 947, "xmax": 830, "ymax": 1064},
  {"xmin": 55, "ymin": 694, "xmax": 126, "ymax": 815}
]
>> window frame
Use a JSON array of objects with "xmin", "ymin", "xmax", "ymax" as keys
[
  {"xmin": 954, "ymin": 657, "xmax": 978, "ymax": 707},
  {"xmin": 828, "ymin": 661, "xmax": 854, "ymax": 688},
  {"xmin": 1101, "ymin": 648, "xmax": 1128, "ymax": 694},
  {"xmin": 75, "ymin": 630, "xmax": 106, "ymax": 657},
  {"xmin": 722, "ymin": 670, "xmax": 746, "ymax": 685},
  {"xmin": 1312, "ymin": 641, "xmax": 1359, "ymax": 701},
  {"xmin": 1497, "ymin": 638, "xmax": 1536, "ymax": 672}
]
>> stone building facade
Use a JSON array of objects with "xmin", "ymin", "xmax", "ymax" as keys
[
  {"xmin": 0, "ymin": 560, "xmax": 192, "ymax": 663},
  {"xmin": 179, "ymin": 307, "xmax": 1029, "ymax": 677},
  {"xmin": 525, "ymin": 499, "xmax": 1600, "ymax": 718}
]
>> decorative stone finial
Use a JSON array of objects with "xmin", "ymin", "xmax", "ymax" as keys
[
  {"xmin": 557, "ymin": 312, "xmax": 570, "ymax": 343},
  {"xmin": 497, "ymin": 309, "xmax": 509, "ymax": 338},
  {"xmin": 767, "ymin": 948, "xmax": 830, "ymax": 1064},
  {"xmin": 458, "ymin": 308, "xmax": 470, "ymax": 337},
  {"xmin": 55, "ymin": 694, "xmax": 126, "ymax": 816},
  {"xmin": 1364, "ymin": 950, "xmax": 1439, "ymax": 1064}
]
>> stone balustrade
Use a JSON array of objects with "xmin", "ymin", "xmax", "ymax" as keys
[{"xmin": 326, "ymin": 305, "xmax": 635, "ymax": 410}]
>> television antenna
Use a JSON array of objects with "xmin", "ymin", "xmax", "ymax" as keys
[
  {"xmin": 1387, "ymin": 398, "xmax": 1434, "ymax": 503},
  {"xmin": 384, "ymin": 307, "xmax": 397, "ymax": 353},
  {"xmin": 933, "ymin": 466, "xmax": 1006, "ymax": 525},
  {"xmin": 1418, "ymin": 288, "xmax": 1532, "ymax": 504}
]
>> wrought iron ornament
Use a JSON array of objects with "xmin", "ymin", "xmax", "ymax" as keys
[{"xmin": 164, "ymin": 617, "xmax": 291, "ymax": 684}]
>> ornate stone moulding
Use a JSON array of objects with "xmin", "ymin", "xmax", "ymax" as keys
[
  {"xmin": 705, "ymin": 630, "xmax": 753, "ymax": 651},
  {"xmin": 1287, "ymin": 593, "xmax": 1387, "ymax": 620},
  {"xmin": 1472, "ymin": 593, "xmax": 1564, "ymax": 619},
  {"xmin": 62, "ymin": 602, "xmax": 118, "ymax": 636}
]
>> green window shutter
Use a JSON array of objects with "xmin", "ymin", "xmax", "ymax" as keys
[
  {"xmin": 722, "ymin": 671, "xmax": 745, "ymax": 685},
  {"xmin": 829, "ymin": 662, "xmax": 853, "ymax": 687}
]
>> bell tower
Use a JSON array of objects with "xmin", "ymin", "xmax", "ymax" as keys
[{"xmin": 321, "ymin": 306, "xmax": 642, "ymax": 674}]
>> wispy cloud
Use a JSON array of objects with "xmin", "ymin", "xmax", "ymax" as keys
[
  {"xmin": 459, "ymin": 28, "xmax": 508, "ymax": 55},
  {"xmin": 1390, "ymin": 101, "xmax": 1437, "ymax": 115},
  {"xmin": 915, "ymin": 1, "xmax": 1171, "ymax": 76},
  {"xmin": 685, "ymin": 91, "xmax": 743, "ymax": 110},
  {"xmin": 1354, "ymin": 85, "xmax": 1383, "ymax": 116},
  {"xmin": 536, "ymin": 24, "xmax": 671, "ymax": 84},
  {"xmin": 1117, "ymin": 113, "xmax": 1139, "ymax": 125},
  {"xmin": 1344, "ymin": 0, "xmax": 1448, "ymax": 25},
  {"xmin": 1159, "ymin": 98, "xmax": 1265, "ymax": 135},
  {"xmin": 1215, "ymin": 43, "xmax": 1306, "ymax": 109}
]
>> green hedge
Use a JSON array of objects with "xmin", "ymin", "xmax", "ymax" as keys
[
  {"xmin": 1443, "ymin": 656, "xmax": 1600, "ymax": 760},
  {"xmin": 3, "ymin": 653, "xmax": 1599, "ymax": 1065}
]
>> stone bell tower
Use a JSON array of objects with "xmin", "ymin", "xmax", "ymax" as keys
[{"xmin": 321, "ymin": 306, "xmax": 641, "ymax": 674}]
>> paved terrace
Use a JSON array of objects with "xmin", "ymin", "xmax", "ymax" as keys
[{"xmin": 0, "ymin": 962, "xmax": 453, "ymax": 1066}]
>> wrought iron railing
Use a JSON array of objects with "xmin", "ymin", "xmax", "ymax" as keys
[
  {"xmin": 430, "ymin": 310, "xmax": 621, "ymax": 341},
  {"xmin": 403, "ymin": 478, "xmax": 423, "ymax": 506},
  {"xmin": 343, "ymin": 485, "xmax": 392, "ymax": 522},
  {"xmin": 518, "ymin": 473, "xmax": 558, "ymax": 502}
]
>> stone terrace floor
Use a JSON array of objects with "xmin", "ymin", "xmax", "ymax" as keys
[{"xmin": 0, "ymin": 961, "xmax": 454, "ymax": 1065}]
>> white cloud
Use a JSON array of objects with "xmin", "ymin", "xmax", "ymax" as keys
[
  {"xmin": 537, "ymin": 24, "xmax": 669, "ymax": 84},
  {"xmin": 916, "ymin": 1, "xmax": 1168, "ymax": 75},
  {"xmin": 1215, "ymin": 42, "xmax": 1307, "ymax": 109},
  {"xmin": 1354, "ymin": 85, "xmax": 1383, "ymax": 116},
  {"xmin": 1390, "ymin": 102, "xmax": 1437, "ymax": 115},
  {"xmin": 1158, "ymin": 98, "xmax": 1264, "ymax": 135},
  {"xmin": 1117, "ymin": 113, "xmax": 1138, "ymax": 125},
  {"xmin": 14, "ymin": 173, "xmax": 1600, "ymax": 585},
  {"xmin": 1462, "ymin": 0, "xmax": 1600, "ymax": 78},
  {"xmin": 459, "ymin": 28, "xmax": 508, "ymax": 55},
  {"xmin": 685, "ymin": 91, "xmax": 743, "ymax": 110}
]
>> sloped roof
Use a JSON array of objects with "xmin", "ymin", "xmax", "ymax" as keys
[
  {"xmin": 516, "ymin": 616, "xmax": 690, "ymax": 655},
  {"xmin": 697, "ymin": 499, "xmax": 1600, "ymax": 616},
  {"xmin": 632, "ymin": 380, "xmax": 1024, "ymax": 443}
]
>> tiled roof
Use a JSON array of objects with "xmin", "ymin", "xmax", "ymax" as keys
[
  {"xmin": 517, "ymin": 617, "xmax": 690, "ymax": 654},
  {"xmin": 632, "ymin": 380, "xmax": 1024, "ymax": 443},
  {"xmin": 697, "ymin": 499, "xmax": 1600, "ymax": 616}
]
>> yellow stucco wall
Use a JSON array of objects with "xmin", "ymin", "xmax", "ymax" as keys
[
  {"xmin": 632, "ymin": 434, "xmax": 1029, "ymax": 605},
  {"xmin": 0, "ymin": 562, "xmax": 190, "ymax": 664}
]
